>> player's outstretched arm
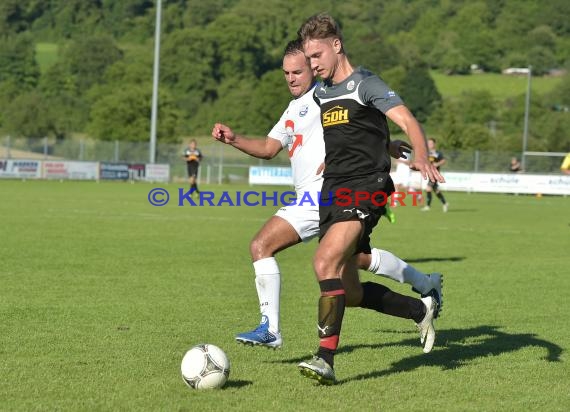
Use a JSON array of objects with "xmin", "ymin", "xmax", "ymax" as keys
[
  {"xmin": 385, "ymin": 106, "xmax": 444, "ymax": 183},
  {"xmin": 211, "ymin": 123, "xmax": 282, "ymax": 160}
]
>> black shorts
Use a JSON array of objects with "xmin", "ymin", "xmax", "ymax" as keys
[
  {"xmin": 319, "ymin": 172, "xmax": 395, "ymax": 254},
  {"xmin": 187, "ymin": 162, "xmax": 199, "ymax": 178}
]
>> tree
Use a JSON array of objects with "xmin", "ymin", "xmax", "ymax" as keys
[
  {"xmin": 87, "ymin": 85, "xmax": 181, "ymax": 142},
  {"xmin": 398, "ymin": 65, "xmax": 442, "ymax": 123},
  {"xmin": 189, "ymin": 77, "xmax": 258, "ymax": 135},
  {"xmin": 160, "ymin": 27, "xmax": 218, "ymax": 112},
  {"xmin": 183, "ymin": 0, "xmax": 239, "ymax": 28},
  {"xmin": 50, "ymin": 0, "xmax": 104, "ymax": 39},
  {"xmin": 62, "ymin": 34, "xmax": 123, "ymax": 93},
  {"xmin": 527, "ymin": 47, "xmax": 557, "ymax": 75},
  {"xmin": 245, "ymin": 68, "xmax": 291, "ymax": 135},
  {"xmin": 2, "ymin": 91, "xmax": 52, "ymax": 137},
  {"xmin": 446, "ymin": 2, "xmax": 500, "ymax": 72},
  {"xmin": 101, "ymin": 0, "xmax": 153, "ymax": 38},
  {"xmin": 429, "ymin": 31, "xmax": 470, "ymax": 74},
  {"xmin": 428, "ymin": 90, "xmax": 497, "ymax": 151},
  {"xmin": 0, "ymin": 33, "xmax": 39, "ymax": 89},
  {"xmin": 211, "ymin": 13, "xmax": 272, "ymax": 81}
]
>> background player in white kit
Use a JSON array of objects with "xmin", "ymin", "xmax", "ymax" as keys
[
  {"xmin": 212, "ymin": 39, "xmax": 442, "ymax": 350},
  {"xmin": 392, "ymin": 151, "xmax": 412, "ymax": 206}
]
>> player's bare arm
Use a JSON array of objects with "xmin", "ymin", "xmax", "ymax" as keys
[
  {"xmin": 212, "ymin": 123, "xmax": 282, "ymax": 160},
  {"xmin": 385, "ymin": 106, "xmax": 445, "ymax": 183}
]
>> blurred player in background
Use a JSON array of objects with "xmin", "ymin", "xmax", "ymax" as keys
[
  {"xmin": 392, "ymin": 151, "xmax": 412, "ymax": 207},
  {"xmin": 560, "ymin": 153, "xmax": 570, "ymax": 175},
  {"xmin": 509, "ymin": 157, "xmax": 523, "ymax": 173},
  {"xmin": 183, "ymin": 139, "xmax": 202, "ymax": 194},
  {"xmin": 212, "ymin": 39, "xmax": 442, "ymax": 357},
  {"xmin": 421, "ymin": 138, "xmax": 449, "ymax": 212}
]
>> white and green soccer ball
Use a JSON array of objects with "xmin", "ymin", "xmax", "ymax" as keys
[{"xmin": 181, "ymin": 344, "xmax": 230, "ymax": 390}]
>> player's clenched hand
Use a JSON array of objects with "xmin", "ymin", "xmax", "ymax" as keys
[
  {"xmin": 410, "ymin": 158, "xmax": 445, "ymax": 183},
  {"xmin": 389, "ymin": 140, "xmax": 412, "ymax": 159},
  {"xmin": 212, "ymin": 123, "xmax": 236, "ymax": 144}
]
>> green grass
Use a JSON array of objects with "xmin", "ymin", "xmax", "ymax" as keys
[
  {"xmin": 35, "ymin": 43, "xmax": 59, "ymax": 73},
  {"xmin": 1, "ymin": 180, "xmax": 569, "ymax": 411},
  {"xmin": 431, "ymin": 70, "xmax": 564, "ymax": 99}
]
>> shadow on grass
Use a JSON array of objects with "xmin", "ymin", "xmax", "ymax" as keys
[
  {"xmin": 274, "ymin": 326, "xmax": 563, "ymax": 384},
  {"xmin": 403, "ymin": 256, "xmax": 465, "ymax": 263},
  {"xmin": 224, "ymin": 379, "xmax": 253, "ymax": 389}
]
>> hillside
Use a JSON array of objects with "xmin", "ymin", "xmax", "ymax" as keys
[{"xmin": 1, "ymin": 0, "xmax": 569, "ymax": 152}]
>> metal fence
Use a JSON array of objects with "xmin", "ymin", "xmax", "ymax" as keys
[{"xmin": 1, "ymin": 136, "xmax": 567, "ymax": 183}]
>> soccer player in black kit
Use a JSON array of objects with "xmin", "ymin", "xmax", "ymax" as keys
[
  {"xmin": 297, "ymin": 13, "xmax": 445, "ymax": 384},
  {"xmin": 183, "ymin": 139, "xmax": 202, "ymax": 194},
  {"xmin": 422, "ymin": 138, "xmax": 449, "ymax": 212}
]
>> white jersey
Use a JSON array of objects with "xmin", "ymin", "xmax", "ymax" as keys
[{"xmin": 268, "ymin": 85, "xmax": 325, "ymax": 194}]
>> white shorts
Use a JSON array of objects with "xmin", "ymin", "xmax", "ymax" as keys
[
  {"xmin": 392, "ymin": 167, "xmax": 411, "ymax": 186},
  {"xmin": 274, "ymin": 203, "xmax": 320, "ymax": 242}
]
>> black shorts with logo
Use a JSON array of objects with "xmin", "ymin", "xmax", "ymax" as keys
[{"xmin": 319, "ymin": 172, "xmax": 395, "ymax": 254}]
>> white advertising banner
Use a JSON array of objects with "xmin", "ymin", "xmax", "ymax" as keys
[
  {"xmin": 249, "ymin": 166, "xmax": 293, "ymax": 186},
  {"xmin": 0, "ymin": 159, "xmax": 42, "ymax": 179},
  {"xmin": 43, "ymin": 161, "xmax": 99, "ymax": 180},
  {"xmin": 401, "ymin": 171, "xmax": 570, "ymax": 195},
  {"xmin": 145, "ymin": 164, "xmax": 170, "ymax": 182}
]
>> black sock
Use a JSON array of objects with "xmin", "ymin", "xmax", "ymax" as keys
[
  {"xmin": 316, "ymin": 347, "xmax": 335, "ymax": 368},
  {"xmin": 436, "ymin": 192, "xmax": 446, "ymax": 204},
  {"xmin": 360, "ymin": 282, "xmax": 426, "ymax": 323},
  {"xmin": 427, "ymin": 192, "xmax": 433, "ymax": 206}
]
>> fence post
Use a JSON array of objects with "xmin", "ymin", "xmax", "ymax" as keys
[
  {"xmin": 43, "ymin": 136, "xmax": 48, "ymax": 159},
  {"xmin": 5, "ymin": 135, "xmax": 11, "ymax": 159},
  {"xmin": 79, "ymin": 139, "xmax": 84, "ymax": 161},
  {"xmin": 217, "ymin": 145, "xmax": 224, "ymax": 184},
  {"xmin": 114, "ymin": 140, "xmax": 119, "ymax": 162},
  {"xmin": 206, "ymin": 164, "xmax": 211, "ymax": 184},
  {"xmin": 474, "ymin": 150, "xmax": 480, "ymax": 172}
]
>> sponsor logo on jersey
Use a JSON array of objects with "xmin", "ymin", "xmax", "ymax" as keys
[
  {"xmin": 299, "ymin": 104, "xmax": 309, "ymax": 117},
  {"xmin": 385, "ymin": 90, "xmax": 397, "ymax": 98},
  {"xmin": 322, "ymin": 105, "xmax": 349, "ymax": 127},
  {"xmin": 347, "ymin": 80, "xmax": 355, "ymax": 91}
]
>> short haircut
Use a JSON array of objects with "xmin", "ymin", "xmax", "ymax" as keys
[
  {"xmin": 297, "ymin": 13, "xmax": 343, "ymax": 43},
  {"xmin": 428, "ymin": 138, "xmax": 436, "ymax": 144},
  {"xmin": 284, "ymin": 38, "xmax": 303, "ymax": 56}
]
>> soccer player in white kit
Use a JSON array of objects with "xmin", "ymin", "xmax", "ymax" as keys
[{"xmin": 212, "ymin": 39, "xmax": 442, "ymax": 350}]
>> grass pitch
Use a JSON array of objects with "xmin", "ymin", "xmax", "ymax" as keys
[{"xmin": 1, "ymin": 180, "xmax": 569, "ymax": 411}]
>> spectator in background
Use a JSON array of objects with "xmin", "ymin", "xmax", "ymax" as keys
[
  {"xmin": 560, "ymin": 153, "xmax": 570, "ymax": 175},
  {"xmin": 183, "ymin": 139, "xmax": 202, "ymax": 194},
  {"xmin": 510, "ymin": 157, "xmax": 523, "ymax": 173}
]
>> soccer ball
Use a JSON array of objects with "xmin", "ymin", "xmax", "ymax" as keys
[{"xmin": 181, "ymin": 344, "xmax": 230, "ymax": 390}]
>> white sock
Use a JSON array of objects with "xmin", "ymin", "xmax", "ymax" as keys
[
  {"xmin": 368, "ymin": 248, "xmax": 433, "ymax": 295},
  {"xmin": 253, "ymin": 257, "xmax": 281, "ymax": 333}
]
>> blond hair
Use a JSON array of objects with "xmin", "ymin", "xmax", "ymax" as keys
[{"xmin": 297, "ymin": 13, "xmax": 343, "ymax": 43}]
